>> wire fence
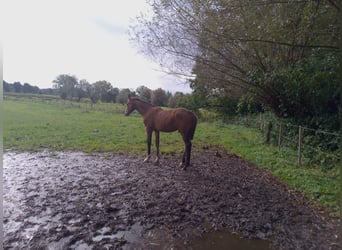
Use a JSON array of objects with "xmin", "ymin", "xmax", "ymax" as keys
[{"xmin": 216, "ymin": 112, "xmax": 340, "ymax": 170}]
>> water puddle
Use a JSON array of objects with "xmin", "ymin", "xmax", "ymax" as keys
[
  {"xmin": 190, "ymin": 229, "xmax": 270, "ymax": 250},
  {"xmin": 92, "ymin": 223, "xmax": 143, "ymax": 246},
  {"xmin": 48, "ymin": 236, "xmax": 73, "ymax": 250},
  {"xmin": 69, "ymin": 240, "xmax": 93, "ymax": 250},
  {"xmin": 91, "ymin": 224, "xmax": 270, "ymax": 250}
]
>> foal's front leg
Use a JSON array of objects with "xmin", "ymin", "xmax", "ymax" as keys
[{"xmin": 144, "ymin": 128, "xmax": 153, "ymax": 163}]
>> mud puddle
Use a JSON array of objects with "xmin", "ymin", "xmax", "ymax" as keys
[
  {"xmin": 3, "ymin": 150, "xmax": 339, "ymax": 249},
  {"xmin": 92, "ymin": 222, "xmax": 270, "ymax": 250},
  {"xmin": 191, "ymin": 229, "xmax": 270, "ymax": 250}
]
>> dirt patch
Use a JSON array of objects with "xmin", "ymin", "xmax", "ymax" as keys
[{"xmin": 3, "ymin": 150, "xmax": 340, "ymax": 249}]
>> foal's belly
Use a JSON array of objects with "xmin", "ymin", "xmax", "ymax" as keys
[{"xmin": 159, "ymin": 127, "xmax": 178, "ymax": 133}]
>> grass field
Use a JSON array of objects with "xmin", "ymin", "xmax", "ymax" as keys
[{"xmin": 3, "ymin": 96, "xmax": 340, "ymax": 214}]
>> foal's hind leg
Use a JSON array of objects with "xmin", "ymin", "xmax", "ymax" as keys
[
  {"xmin": 144, "ymin": 128, "xmax": 153, "ymax": 163},
  {"xmin": 180, "ymin": 142, "xmax": 192, "ymax": 170},
  {"xmin": 179, "ymin": 138, "xmax": 191, "ymax": 170},
  {"xmin": 185, "ymin": 141, "xmax": 192, "ymax": 167},
  {"xmin": 154, "ymin": 130, "xmax": 160, "ymax": 165},
  {"xmin": 179, "ymin": 150, "xmax": 186, "ymax": 168}
]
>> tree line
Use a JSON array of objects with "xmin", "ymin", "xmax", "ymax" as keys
[
  {"xmin": 51, "ymin": 74, "xmax": 195, "ymax": 107},
  {"xmin": 3, "ymin": 80, "xmax": 56, "ymax": 95},
  {"xmin": 3, "ymin": 76, "xmax": 193, "ymax": 108},
  {"xmin": 130, "ymin": 0, "xmax": 339, "ymax": 132}
]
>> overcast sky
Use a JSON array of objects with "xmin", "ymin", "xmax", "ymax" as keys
[{"xmin": 2, "ymin": 0, "xmax": 192, "ymax": 93}]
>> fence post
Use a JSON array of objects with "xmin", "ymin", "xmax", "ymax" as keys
[
  {"xmin": 259, "ymin": 112, "xmax": 264, "ymax": 134},
  {"xmin": 298, "ymin": 126, "xmax": 303, "ymax": 166},
  {"xmin": 266, "ymin": 121, "xmax": 273, "ymax": 144},
  {"xmin": 278, "ymin": 123, "xmax": 282, "ymax": 150}
]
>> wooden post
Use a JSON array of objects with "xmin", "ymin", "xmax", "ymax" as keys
[
  {"xmin": 278, "ymin": 123, "xmax": 282, "ymax": 150},
  {"xmin": 266, "ymin": 121, "xmax": 273, "ymax": 144},
  {"xmin": 259, "ymin": 113, "xmax": 264, "ymax": 134},
  {"xmin": 298, "ymin": 126, "xmax": 303, "ymax": 166}
]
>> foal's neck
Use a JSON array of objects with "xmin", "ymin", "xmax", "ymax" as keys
[{"xmin": 134, "ymin": 100, "xmax": 154, "ymax": 116}]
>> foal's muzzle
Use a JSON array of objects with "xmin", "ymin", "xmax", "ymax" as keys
[{"xmin": 124, "ymin": 109, "xmax": 131, "ymax": 116}]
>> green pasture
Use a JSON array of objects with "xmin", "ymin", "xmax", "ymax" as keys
[{"xmin": 3, "ymin": 97, "xmax": 339, "ymax": 214}]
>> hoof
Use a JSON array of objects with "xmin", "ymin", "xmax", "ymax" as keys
[
  {"xmin": 153, "ymin": 156, "xmax": 160, "ymax": 166},
  {"xmin": 143, "ymin": 155, "xmax": 151, "ymax": 163},
  {"xmin": 179, "ymin": 162, "xmax": 188, "ymax": 170}
]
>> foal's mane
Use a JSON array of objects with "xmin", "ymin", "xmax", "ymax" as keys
[{"xmin": 131, "ymin": 97, "xmax": 155, "ymax": 106}]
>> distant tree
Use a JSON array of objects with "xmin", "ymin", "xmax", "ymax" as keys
[
  {"xmin": 3, "ymin": 81, "xmax": 12, "ymax": 92},
  {"xmin": 167, "ymin": 92, "xmax": 183, "ymax": 108},
  {"xmin": 78, "ymin": 79, "xmax": 90, "ymax": 92},
  {"xmin": 188, "ymin": 77, "xmax": 241, "ymax": 116},
  {"xmin": 22, "ymin": 83, "xmax": 31, "ymax": 93},
  {"xmin": 53, "ymin": 74, "xmax": 78, "ymax": 100},
  {"xmin": 166, "ymin": 91, "xmax": 172, "ymax": 102},
  {"xmin": 4, "ymin": 80, "xmax": 42, "ymax": 94},
  {"xmin": 93, "ymin": 80, "xmax": 114, "ymax": 102},
  {"xmin": 174, "ymin": 93, "xmax": 197, "ymax": 111},
  {"xmin": 22, "ymin": 83, "xmax": 39, "ymax": 94},
  {"xmin": 33, "ymin": 86, "xmax": 40, "ymax": 94},
  {"xmin": 109, "ymin": 87, "xmax": 120, "ymax": 103},
  {"xmin": 79, "ymin": 80, "xmax": 99, "ymax": 104},
  {"xmin": 136, "ymin": 85, "xmax": 152, "ymax": 102},
  {"xmin": 116, "ymin": 88, "xmax": 135, "ymax": 104},
  {"xmin": 13, "ymin": 82, "xmax": 22, "ymax": 93},
  {"xmin": 151, "ymin": 88, "xmax": 168, "ymax": 106},
  {"xmin": 73, "ymin": 80, "xmax": 87, "ymax": 102}
]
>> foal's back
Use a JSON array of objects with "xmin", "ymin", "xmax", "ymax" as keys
[{"xmin": 149, "ymin": 107, "xmax": 197, "ymax": 134}]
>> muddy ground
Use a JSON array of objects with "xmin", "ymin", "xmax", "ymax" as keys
[{"xmin": 3, "ymin": 149, "xmax": 340, "ymax": 250}]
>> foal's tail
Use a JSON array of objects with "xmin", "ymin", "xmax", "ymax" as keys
[{"xmin": 189, "ymin": 115, "xmax": 197, "ymax": 141}]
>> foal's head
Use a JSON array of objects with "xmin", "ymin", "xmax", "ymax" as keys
[{"xmin": 124, "ymin": 96, "xmax": 135, "ymax": 116}]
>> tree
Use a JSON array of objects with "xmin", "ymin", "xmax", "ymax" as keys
[
  {"xmin": 109, "ymin": 87, "xmax": 120, "ymax": 103},
  {"xmin": 13, "ymin": 82, "xmax": 22, "ymax": 93},
  {"xmin": 22, "ymin": 83, "xmax": 32, "ymax": 93},
  {"xmin": 151, "ymin": 88, "xmax": 168, "ymax": 106},
  {"xmin": 53, "ymin": 74, "xmax": 78, "ymax": 100},
  {"xmin": 168, "ymin": 91, "xmax": 184, "ymax": 108},
  {"xmin": 4, "ymin": 81, "xmax": 41, "ymax": 94},
  {"xmin": 93, "ymin": 80, "xmax": 114, "ymax": 102},
  {"xmin": 130, "ymin": 0, "xmax": 339, "ymax": 128},
  {"xmin": 74, "ymin": 79, "xmax": 88, "ymax": 102},
  {"xmin": 136, "ymin": 85, "xmax": 152, "ymax": 102},
  {"xmin": 82, "ymin": 80, "xmax": 99, "ymax": 105},
  {"xmin": 116, "ymin": 88, "xmax": 135, "ymax": 104},
  {"xmin": 3, "ymin": 81, "xmax": 11, "ymax": 92}
]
